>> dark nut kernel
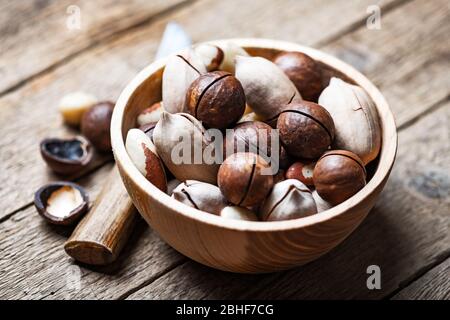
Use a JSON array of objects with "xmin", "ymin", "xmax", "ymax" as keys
[
  {"xmin": 81, "ymin": 101, "xmax": 115, "ymax": 152},
  {"xmin": 313, "ymin": 150, "xmax": 367, "ymax": 205},
  {"xmin": 218, "ymin": 152, "xmax": 273, "ymax": 207},
  {"xmin": 273, "ymin": 51, "xmax": 323, "ymax": 102},
  {"xmin": 185, "ymin": 71, "xmax": 246, "ymax": 129},
  {"xmin": 224, "ymin": 121, "xmax": 288, "ymax": 170},
  {"xmin": 34, "ymin": 182, "xmax": 89, "ymax": 226},
  {"xmin": 286, "ymin": 161, "xmax": 316, "ymax": 187},
  {"xmin": 40, "ymin": 136, "xmax": 93, "ymax": 175},
  {"xmin": 277, "ymin": 101, "xmax": 335, "ymax": 159}
]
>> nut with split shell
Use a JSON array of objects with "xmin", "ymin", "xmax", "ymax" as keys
[
  {"xmin": 81, "ymin": 101, "xmax": 115, "ymax": 152},
  {"xmin": 259, "ymin": 179, "xmax": 317, "ymax": 221},
  {"xmin": 126, "ymin": 129, "xmax": 167, "ymax": 192},
  {"xmin": 277, "ymin": 101, "xmax": 335, "ymax": 159},
  {"xmin": 273, "ymin": 51, "xmax": 323, "ymax": 102},
  {"xmin": 313, "ymin": 150, "xmax": 367, "ymax": 205},
  {"xmin": 40, "ymin": 136, "xmax": 93, "ymax": 175},
  {"xmin": 172, "ymin": 180, "xmax": 228, "ymax": 215},
  {"xmin": 153, "ymin": 112, "xmax": 220, "ymax": 184},
  {"xmin": 318, "ymin": 77, "xmax": 381, "ymax": 165},
  {"xmin": 185, "ymin": 71, "xmax": 246, "ymax": 129},
  {"xmin": 162, "ymin": 49, "xmax": 207, "ymax": 114},
  {"xmin": 219, "ymin": 206, "xmax": 258, "ymax": 221},
  {"xmin": 235, "ymin": 55, "xmax": 302, "ymax": 121},
  {"xmin": 218, "ymin": 152, "xmax": 274, "ymax": 207}
]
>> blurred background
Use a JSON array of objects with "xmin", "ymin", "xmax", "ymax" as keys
[{"xmin": 0, "ymin": 0, "xmax": 448, "ymax": 300}]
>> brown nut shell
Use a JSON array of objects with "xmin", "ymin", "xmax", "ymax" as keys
[
  {"xmin": 218, "ymin": 152, "xmax": 273, "ymax": 207},
  {"xmin": 40, "ymin": 136, "xmax": 93, "ymax": 175},
  {"xmin": 313, "ymin": 150, "xmax": 367, "ymax": 205},
  {"xmin": 81, "ymin": 101, "xmax": 115, "ymax": 152},
  {"xmin": 273, "ymin": 51, "xmax": 323, "ymax": 102},
  {"xmin": 277, "ymin": 101, "xmax": 335, "ymax": 159},
  {"xmin": 34, "ymin": 182, "xmax": 89, "ymax": 226},
  {"xmin": 185, "ymin": 71, "xmax": 246, "ymax": 129}
]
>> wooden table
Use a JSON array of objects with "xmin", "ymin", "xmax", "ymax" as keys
[{"xmin": 0, "ymin": 0, "xmax": 449, "ymax": 300}]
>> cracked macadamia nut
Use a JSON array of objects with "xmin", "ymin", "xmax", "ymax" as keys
[
  {"xmin": 172, "ymin": 180, "xmax": 228, "ymax": 215},
  {"xmin": 137, "ymin": 101, "xmax": 164, "ymax": 126},
  {"xmin": 235, "ymin": 55, "xmax": 302, "ymax": 121},
  {"xmin": 126, "ymin": 129, "xmax": 167, "ymax": 192},
  {"xmin": 185, "ymin": 71, "xmax": 246, "ymax": 129},
  {"xmin": 313, "ymin": 150, "xmax": 367, "ymax": 205},
  {"xmin": 274, "ymin": 51, "xmax": 323, "ymax": 102},
  {"xmin": 34, "ymin": 182, "xmax": 89, "ymax": 226},
  {"xmin": 40, "ymin": 136, "xmax": 93, "ymax": 175},
  {"xmin": 153, "ymin": 112, "xmax": 220, "ymax": 184},
  {"xmin": 193, "ymin": 44, "xmax": 224, "ymax": 72},
  {"xmin": 286, "ymin": 161, "xmax": 316, "ymax": 187},
  {"xmin": 277, "ymin": 101, "xmax": 335, "ymax": 159},
  {"xmin": 259, "ymin": 179, "xmax": 317, "ymax": 221},
  {"xmin": 81, "ymin": 101, "xmax": 115, "ymax": 152},
  {"xmin": 58, "ymin": 92, "xmax": 98, "ymax": 127},
  {"xmin": 162, "ymin": 49, "xmax": 207, "ymax": 114},
  {"xmin": 219, "ymin": 206, "xmax": 258, "ymax": 221},
  {"xmin": 318, "ymin": 77, "xmax": 381, "ymax": 165},
  {"xmin": 218, "ymin": 152, "xmax": 274, "ymax": 207}
]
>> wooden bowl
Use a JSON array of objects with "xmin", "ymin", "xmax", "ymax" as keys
[{"xmin": 111, "ymin": 38, "xmax": 397, "ymax": 273}]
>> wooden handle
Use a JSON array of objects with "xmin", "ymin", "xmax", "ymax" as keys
[{"xmin": 64, "ymin": 166, "xmax": 137, "ymax": 265}]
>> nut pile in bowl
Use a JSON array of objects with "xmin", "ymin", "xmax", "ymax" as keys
[{"xmin": 126, "ymin": 42, "xmax": 381, "ymax": 222}]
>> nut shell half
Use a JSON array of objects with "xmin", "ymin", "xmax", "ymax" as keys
[{"xmin": 34, "ymin": 182, "xmax": 89, "ymax": 226}]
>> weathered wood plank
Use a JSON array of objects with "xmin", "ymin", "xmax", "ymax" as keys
[
  {"xmin": 127, "ymin": 101, "xmax": 450, "ymax": 299},
  {"xmin": 0, "ymin": 0, "xmax": 403, "ymax": 221},
  {"xmin": 0, "ymin": 0, "xmax": 188, "ymax": 94},
  {"xmin": 0, "ymin": 164, "xmax": 185, "ymax": 300},
  {"xmin": 392, "ymin": 257, "xmax": 450, "ymax": 300}
]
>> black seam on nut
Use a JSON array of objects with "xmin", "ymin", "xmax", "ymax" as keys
[
  {"xmin": 238, "ymin": 158, "xmax": 257, "ymax": 206},
  {"xmin": 176, "ymin": 55, "xmax": 201, "ymax": 75},
  {"xmin": 194, "ymin": 73, "xmax": 231, "ymax": 118},
  {"xmin": 320, "ymin": 153, "xmax": 367, "ymax": 176},
  {"xmin": 266, "ymin": 185, "xmax": 297, "ymax": 220},
  {"xmin": 287, "ymin": 92, "xmax": 297, "ymax": 104},
  {"xmin": 181, "ymin": 189, "xmax": 199, "ymax": 210},
  {"xmin": 280, "ymin": 109, "xmax": 333, "ymax": 142}
]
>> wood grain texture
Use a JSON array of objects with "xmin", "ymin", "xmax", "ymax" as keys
[
  {"xmin": 127, "ymin": 101, "xmax": 450, "ymax": 299},
  {"xmin": 0, "ymin": 164, "xmax": 185, "ymax": 300},
  {"xmin": 392, "ymin": 257, "xmax": 450, "ymax": 300},
  {"xmin": 65, "ymin": 166, "xmax": 137, "ymax": 265},
  {"xmin": 0, "ymin": 0, "xmax": 448, "ymax": 298},
  {"xmin": 0, "ymin": 0, "xmax": 188, "ymax": 94}
]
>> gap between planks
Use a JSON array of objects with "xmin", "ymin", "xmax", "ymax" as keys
[{"xmin": 0, "ymin": 0, "xmax": 198, "ymax": 98}]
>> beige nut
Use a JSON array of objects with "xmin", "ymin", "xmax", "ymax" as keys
[{"xmin": 58, "ymin": 92, "xmax": 98, "ymax": 127}]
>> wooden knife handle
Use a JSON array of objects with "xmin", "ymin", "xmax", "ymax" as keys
[{"xmin": 64, "ymin": 166, "xmax": 138, "ymax": 265}]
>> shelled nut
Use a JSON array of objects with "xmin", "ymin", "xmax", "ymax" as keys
[
  {"xmin": 194, "ymin": 44, "xmax": 224, "ymax": 72},
  {"xmin": 219, "ymin": 206, "xmax": 258, "ymax": 221},
  {"xmin": 58, "ymin": 92, "xmax": 97, "ymax": 127},
  {"xmin": 313, "ymin": 150, "xmax": 367, "ymax": 205},
  {"xmin": 277, "ymin": 101, "xmax": 335, "ymax": 159},
  {"xmin": 217, "ymin": 42, "xmax": 249, "ymax": 73},
  {"xmin": 137, "ymin": 101, "xmax": 164, "ymax": 126}
]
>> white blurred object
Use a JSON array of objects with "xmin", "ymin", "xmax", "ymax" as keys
[{"xmin": 155, "ymin": 22, "xmax": 192, "ymax": 60}]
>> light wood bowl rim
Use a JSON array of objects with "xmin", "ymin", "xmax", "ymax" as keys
[{"xmin": 111, "ymin": 38, "xmax": 397, "ymax": 232}]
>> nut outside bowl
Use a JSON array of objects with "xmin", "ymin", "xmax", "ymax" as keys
[{"xmin": 111, "ymin": 38, "xmax": 397, "ymax": 273}]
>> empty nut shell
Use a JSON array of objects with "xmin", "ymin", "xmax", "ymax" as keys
[
  {"xmin": 219, "ymin": 206, "xmax": 258, "ymax": 221},
  {"xmin": 277, "ymin": 101, "xmax": 335, "ymax": 159},
  {"xmin": 81, "ymin": 101, "xmax": 115, "ymax": 152},
  {"xmin": 313, "ymin": 150, "xmax": 367, "ymax": 205},
  {"xmin": 172, "ymin": 180, "xmax": 228, "ymax": 215},
  {"xmin": 259, "ymin": 179, "xmax": 317, "ymax": 221},
  {"xmin": 126, "ymin": 129, "xmax": 167, "ymax": 192},
  {"xmin": 218, "ymin": 152, "xmax": 274, "ymax": 207},
  {"xmin": 185, "ymin": 71, "xmax": 246, "ymax": 129},
  {"xmin": 34, "ymin": 182, "xmax": 89, "ymax": 226},
  {"xmin": 273, "ymin": 51, "xmax": 323, "ymax": 102},
  {"xmin": 286, "ymin": 161, "xmax": 316, "ymax": 187},
  {"xmin": 40, "ymin": 136, "xmax": 93, "ymax": 175}
]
